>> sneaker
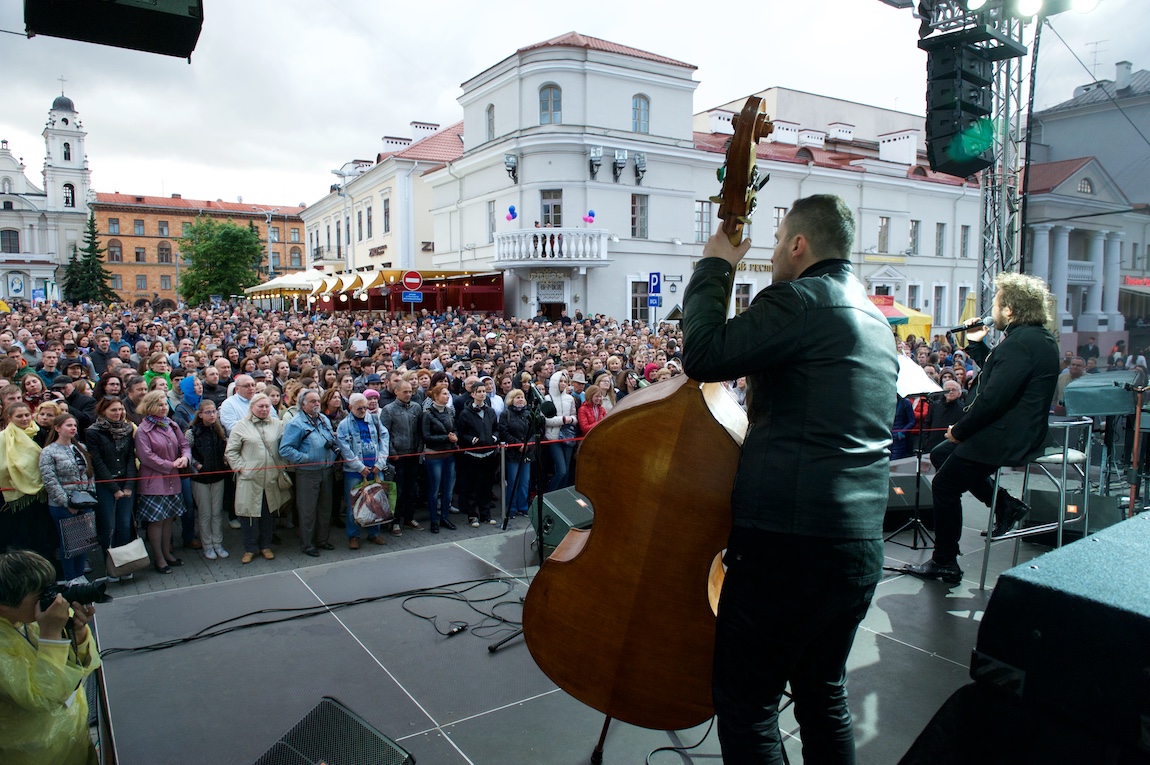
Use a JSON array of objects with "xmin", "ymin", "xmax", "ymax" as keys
[
  {"xmin": 203, "ymin": 546, "xmax": 217, "ymax": 561},
  {"xmin": 486, "ymin": 519, "xmax": 498, "ymax": 525},
  {"xmin": 215, "ymin": 546, "xmax": 230, "ymax": 558},
  {"xmin": 67, "ymin": 575, "xmax": 89, "ymax": 586},
  {"xmin": 450, "ymin": 505, "xmax": 461, "ymax": 514},
  {"xmin": 122, "ymin": 572, "xmax": 134, "ymax": 580},
  {"xmin": 404, "ymin": 519, "xmax": 422, "ymax": 530},
  {"xmin": 105, "ymin": 575, "xmax": 120, "ymax": 583},
  {"xmin": 390, "ymin": 523, "xmax": 402, "ymax": 537},
  {"xmin": 83, "ymin": 560, "xmax": 93, "ymax": 574},
  {"xmin": 229, "ymin": 519, "xmax": 241, "ymax": 530},
  {"xmin": 469, "ymin": 518, "xmax": 480, "ymax": 528}
]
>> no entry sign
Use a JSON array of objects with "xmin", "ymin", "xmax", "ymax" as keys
[{"xmin": 401, "ymin": 270, "xmax": 423, "ymax": 291}]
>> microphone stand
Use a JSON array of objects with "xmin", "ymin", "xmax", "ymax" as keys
[{"xmin": 885, "ymin": 391, "xmax": 935, "ymax": 550}]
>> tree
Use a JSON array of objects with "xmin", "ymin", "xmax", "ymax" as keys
[
  {"xmin": 62, "ymin": 212, "xmax": 119, "ymax": 304},
  {"xmin": 177, "ymin": 216, "xmax": 263, "ymax": 306}
]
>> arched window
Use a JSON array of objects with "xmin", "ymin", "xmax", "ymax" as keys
[
  {"xmin": 632, "ymin": 95, "xmax": 650, "ymax": 134},
  {"xmin": 0, "ymin": 229, "xmax": 19, "ymax": 254},
  {"xmin": 486, "ymin": 104, "xmax": 495, "ymax": 142},
  {"xmin": 157, "ymin": 241, "xmax": 172, "ymax": 263},
  {"xmin": 539, "ymin": 86, "xmax": 561, "ymax": 125},
  {"xmin": 62, "ymin": 183, "xmax": 75, "ymax": 207},
  {"xmin": 290, "ymin": 247, "xmax": 302, "ymax": 268},
  {"xmin": 107, "ymin": 239, "xmax": 122, "ymax": 261},
  {"xmin": 1078, "ymin": 177, "xmax": 1094, "ymax": 194},
  {"xmin": 63, "ymin": 142, "xmax": 71, "ymax": 161},
  {"xmin": 796, "ymin": 147, "xmax": 814, "ymax": 161}
]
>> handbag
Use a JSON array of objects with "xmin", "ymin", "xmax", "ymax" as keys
[
  {"xmin": 105, "ymin": 538, "xmax": 150, "ymax": 577},
  {"xmin": 350, "ymin": 479, "xmax": 397, "ymax": 527},
  {"xmin": 58, "ymin": 510, "xmax": 99, "ymax": 558},
  {"xmin": 559, "ymin": 422, "xmax": 578, "ymax": 441},
  {"xmin": 276, "ymin": 471, "xmax": 293, "ymax": 491},
  {"xmin": 68, "ymin": 489, "xmax": 99, "ymax": 510}
]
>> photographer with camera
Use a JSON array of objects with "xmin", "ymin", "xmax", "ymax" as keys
[{"xmin": 0, "ymin": 549, "xmax": 101, "ymax": 765}]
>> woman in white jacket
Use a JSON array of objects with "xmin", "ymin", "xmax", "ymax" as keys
[{"xmin": 545, "ymin": 371, "xmax": 578, "ymax": 490}]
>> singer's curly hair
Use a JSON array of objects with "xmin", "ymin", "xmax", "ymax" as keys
[{"xmin": 995, "ymin": 272, "xmax": 1050, "ymax": 327}]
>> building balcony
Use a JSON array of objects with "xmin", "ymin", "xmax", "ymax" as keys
[
  {"xmin": 494, "ymin": 227, "xmax": 613, "ymax": 269},
  {"xmin": 311, "ymin": 246, "xmax": 345, "ymax": 267},
  {"xmin": 1067, "ymin": 260, "xmax": 1096, "ymax": 284}
]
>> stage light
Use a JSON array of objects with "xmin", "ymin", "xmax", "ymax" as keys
[
  {"xmin": 1016, "ymin": 0, "xmax": 1043, "ymax": 16},
  {"xmin": 359, "ymin": 292, "xmax": 368, "ymax": 301},
  {"xmin": 308, "ymin": 296, "xmax": 316, "ymax": 304},
  {"xmin": 339, "ymin": 293, "xmax": 348, "ymax": 302},
  {"xmin": 1072, "ymin": 0, "xmax": 1098, "ymax": 10},
  {"xmin": 322, "ymin": 295, "xmax": 330, "ymax": 303}
]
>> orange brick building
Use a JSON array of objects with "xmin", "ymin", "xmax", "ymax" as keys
[{"xmin": 91, "ymin": 193, "xmax": 306, "ymax": 308}]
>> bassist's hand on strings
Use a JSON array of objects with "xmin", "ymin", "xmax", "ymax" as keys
[{"xmin": 703, "ymin": 232, "xmax": 752, "ymax": 269}]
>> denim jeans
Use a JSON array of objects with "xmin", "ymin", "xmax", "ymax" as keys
[
  {"xmin": 712, "ymin": 529, "xmax": 881, "ymax": 765},
  {"xmin": 179, "ymin": 476, "xmax": 196, "ymax": 544},
  {"xmin": 344, "ymin": 471, "xmax": 382, "ymax": 539},
  {"xmin": 49, "ymin": 504, "xmax": 91, "ymax": 580},
  {"xmin": 424, "ymin": 455, "xmax": 456, "ymax": 523},
  {"xmin": 94, "ymin": 485, "xmax": 135, "ymax": 551},
  {"xmin": 505, "ymin": 459, "xmax": 531, "ymax": 516},
  {"xmin": 548, "ymin": 442, "xmax": 574, "ymax": 491}
]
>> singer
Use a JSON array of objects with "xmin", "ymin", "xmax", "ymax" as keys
[
  {"xmin": 904, "ymin": 272, "xmax": 1059, "ymax": 585},
  {"xmin": 684, "ymin": 195, "xmax": 897, "ymax": 764}
]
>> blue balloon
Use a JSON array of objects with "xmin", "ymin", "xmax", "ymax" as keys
[
  {"xmin": 588, "ymin": 210, "xmax": 596, "ymax": 217},
  {"xmin": 511, "ymin": 212, "xmax": 518, "ymax": 219},
  {"xmin": 509, "ymin": 205, "xmax": 516, "ymax": 213}
]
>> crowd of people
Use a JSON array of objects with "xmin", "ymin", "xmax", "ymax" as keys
[{"xmin": 0, "ymin": 299, "xmax": 721, "ymax": 583}]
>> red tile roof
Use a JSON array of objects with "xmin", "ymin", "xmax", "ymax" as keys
[
  {"xmin": 518, "ymin": 32, "xmax": 696, "ymax": 70},
  {"xmin": 1025, "ymin": 157, "xmax": 1094, "ymax": 195},
  {"xmin": 390, "ymin": 121, "xmax": 465, "ymax": 164},
  {"xmin": 94, "ymin": 192, "xmax": 305, "ymax": 216}
]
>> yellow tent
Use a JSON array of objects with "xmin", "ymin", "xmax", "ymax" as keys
[
  {"xmin": 959, "ymin": 291, "xmax": 978, "ymax": 324},
  {"xmin": 892, "ymin": 300, "xmax": 932, "ymax": 342}
]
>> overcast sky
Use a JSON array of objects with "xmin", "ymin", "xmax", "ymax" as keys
[{"xmin": 0, "ymin": 0, "xmax": 1142, "ymax": 209}]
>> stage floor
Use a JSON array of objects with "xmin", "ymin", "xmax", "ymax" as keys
[{"xmin": 94, "ymin": 506, "xmax": 1045, "ymax": 765}]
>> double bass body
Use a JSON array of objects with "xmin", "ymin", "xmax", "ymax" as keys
[{"xmin": 521, "ymin": 375, "xmax": 747, "ymax": 731}]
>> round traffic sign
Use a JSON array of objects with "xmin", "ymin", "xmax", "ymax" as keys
[{"xmin": 401, "ymin": 271, "xmax": 423, "ymax": 291}]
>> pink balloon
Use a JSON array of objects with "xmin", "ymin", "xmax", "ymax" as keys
[
  {"xmin": 506, "ymin": 213, "xmax": 513, "ymax": 221},
  {"xmin": 583, "ymin": 216, "xmax": 593, "ymax": 223}
]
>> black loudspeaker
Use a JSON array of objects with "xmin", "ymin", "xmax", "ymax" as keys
[
  {"xmin": 924, "ymin": 43, "xmax": 996, "ymax": 178},
  {"xmin": 1024, "ymin": 488, "xmax": 1124, "ymax": 544},
  {"xmin": 972, "ymin": 515, "xmax": 1150, "ymax": 754},
  {"xmin": 532, "ymin": 487, "xmax": 594, "ymax": 549},
  {"xmin": 252, "ymin": 697, "xmax": 414, "ymax": 765},
  {"xmin": 883, "ymin": 474, "xmax": 934, "ymax": 530},
  {"xmin": 24, "ymin": 0, "xmax": 204, "ymax": 59}
]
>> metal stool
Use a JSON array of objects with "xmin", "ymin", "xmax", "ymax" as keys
[{"xmin": 978, "ymin": 416, "xmax": 1092, "ymax": 590}]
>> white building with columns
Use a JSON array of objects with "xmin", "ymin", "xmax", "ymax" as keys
[
  {"xmin": 0, "ymin": 94, "xmax": 92, "ymax": 302},
  {"xmin": 423, "ymin": 33, "xmax": 982, "ymax": 326}
]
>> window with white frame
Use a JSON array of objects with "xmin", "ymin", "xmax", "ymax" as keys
[
  {"xmin": 290, "ymin": 248, "xmax": 301, "ymax": 268},
  {"xmin": 960, "ymin": 225, "xmax": 971, "ymax": 258},
  {"xmin": 0, "ymin": 230, "xmax": 19, "ymax": 254},
  {"xmin": 539, "ymin": 86, "xmax": 561, "ymax": 125},
  {"xmin": 773, "ymin": 207, "xmax": 787, "ymax": 235},
  {"xmin": 158, "ymin": 221, "xmax": 169, "ymax": 237},
  {"xmin": 383, "ymin": 199, "xmax": 391, "ymax": 233},
  {"xmin": 487, "ymin": 201, "xmax": 496, "ymax": 243},
  {"xmin": 357, "ymin": 211, "xmax": 363, "ymax": 241},
  {"xmin": 486, "ymin": 104, "xmax": 495, "ymax": 142},
  {"xmin": 541, "ymin": 190, "xmax": 562, "ymax": 227},
  {"xmin": 878, "ymin": 216, "xmax": 890, "ymax": 253},
  {"xmin": 909, "ymin": 220, "xmax": 920, "ymax": 255},
  {"xmin": 62, "ymin": 183, "xmax": 75, "ymax": 207},
  {"xmin": 933, "ymin": 285, "xmax": 947, "ymax": 326},
  {"xmin": 111, "ymin": 274, "xmax": 122, "ymax": 290},
  {"xmin": 108, "ymin": 218, "xmax": 119, "ymax": 235},
  {"xmin": 935, "ymin": 223, "xmax": 946, "ymax": 257},
  {"xmin": 632, "ymin": 95, "xmax": 649, "ymax": 134},
  {"xmin": 366, "ymin": 207, "xmax": 372, "ymax": 239},
  {"xmin": 631, "ymin": 280, "xmax": 650, "ymax": 324},
  {"xmin": 907, "ymin": 283, "xmax": 921, "ymax": 310},
  {"xmin": 161, "ymin": 275, "xmax": 172, "ymax": 290},
  {"xmin": 695, "ymin": 201, "xmax": 713, "ymax": 243},
  {"xmin": 734, "ymin": 283, "xmax": 752, "ymax": 315},
  {"xmin": 136, "ymin": 274, "xmax": 147, "ymax": 290},
  {"xmin": 631, "ymin": 194, "xmax": 648, "ymax": 239}
]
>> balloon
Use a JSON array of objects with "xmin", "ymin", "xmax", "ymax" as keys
[
  {"xmin": 509, "ymin": 205, "xmax": 516, "ymax": 213},
  {"xmin": 506, "ymin": 213, "xmax": 513, "ymax": 220},
  {"xmin": 511, "ymin": 211, "xmax": 518, "ymax": 219},
  {"xmin": 588, "ymin": 210, "xmax": 596, "ymax": 217},
  {"xmin": 583, "ymin": 216, "xmax": 593, "ymax": 223}
]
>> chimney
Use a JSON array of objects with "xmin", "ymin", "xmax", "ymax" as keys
[
  {"xmin": 798, "ymin": 129, "xmax": 826, "ymax": 148},
  {"xmin": 171, "ymin": 193, "xmax": 181, "ymax": 199},
  {"xmin": 1116, "ymin": 61, "xmax": 1133, "ymax": 91},
  {"xmin": 828, "ymin": 122, "xmax": 854, "ymax": 142},
  {"xmin": 878, "ymin": 129, "xmax": 918, "ymax": 165},
  {"xmin": 771, "ymin": 121, "xmax": 800, "ymax": 145},
  {"xmin": 382, "ymin": 136, "xmax": 412, "ymax": 151},
  {"xmin": 708, "ymin": 110, "xmax": 735, "ymax": 135},
  {"xmin": 411, "ymin": 121, "xmax": 440, "ymax": 141}
]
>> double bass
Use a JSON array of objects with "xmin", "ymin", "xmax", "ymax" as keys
[{"xmin": 522, "ymin": 98, "xmax": 774, "ymax": 747}]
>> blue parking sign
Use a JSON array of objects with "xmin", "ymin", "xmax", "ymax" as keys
[{"xmin": 649, "ymin": 272, "xmax": 661, "ymax": 294}]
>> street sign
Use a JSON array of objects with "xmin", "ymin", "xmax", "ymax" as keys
[
  {"xmin": 649, "ymin": 272, "xmax": 661, "ymax": 294},
  {"xmin": 647, "ymin": 295, "xmax": 662, "ymax": 308},
  {"xmin": 402, "ymin": 291, "xmax": 424, "ymax": 303},
  {"xmin": 401, "ymin": 270, "xmax": 423, "ymax": 291}
]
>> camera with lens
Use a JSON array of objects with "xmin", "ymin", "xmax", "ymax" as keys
[
  {"xmin": 39, "ymin": 580, "xmax": 112, "ymax": 612},
  {"xmin": 325, "ymin": 438, "xmax": 339, "ymax": 453},
  {"xmin": 459, "ymin": 361, "xmax": 471, "ymax": 371}
]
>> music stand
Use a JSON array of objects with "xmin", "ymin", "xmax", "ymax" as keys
[{"xmin": 886, "ymin": 356, "xmax": 942, "ymax": 550}]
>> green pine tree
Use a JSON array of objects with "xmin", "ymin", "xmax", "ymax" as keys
[
  {"xmin": 61, "ymin": 243, "xmax": 84, "ymax": 302},
  {"xmin": 177, "ymin": 216, "xmax": 263, "ymax": 306},
  {"xmin": 76, "ymin": 212, "xmax": 119, "ymax": 304}
]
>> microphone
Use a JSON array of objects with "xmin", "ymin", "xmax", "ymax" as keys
[{"xmin": 944, "ymin": 315, "xmax": 994, "ymax": 334}]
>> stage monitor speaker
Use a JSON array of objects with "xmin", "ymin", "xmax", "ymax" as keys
[
  {"xmin": 884, "ymin": 474, "xmax": 935, "ymax": 530},
  {"xmin": 24, "ymin": 0, "xmax": 204, "ymax": 59},
  {"xmin": 972, "ymin": 514, "xmax": 1150, "ymax": 754},
  {"xmin": 532, "ymin": 487, "xmax": 594, "ymax": 549},
  {"xmin": 1024, "ymin": 488, "xmax": 1124, "ymax": 544},
  {"xmin": 252, "ymin": 696, "xmax": 414, "ymax": 765}
]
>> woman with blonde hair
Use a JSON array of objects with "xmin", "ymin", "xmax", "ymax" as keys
[
  {"xmin": 0, "ymin": 402, "xmax": 55, "ymax": 571},
  {"xmin": 225, "ymin": 393, "xmax": 289, "ymax": 564},
  {"xmin": 134, "ymin": 390, "xmax": 191, "ymax": 574}
]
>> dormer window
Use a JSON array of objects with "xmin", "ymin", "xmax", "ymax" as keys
[
  {"xmin": 63, "ymin": 142, "xmax": 71, "ymax": 161},
  {"xmin": 796, "ymin": 147, "xmax": 814, "ymax": 161},
  {"xmin": 540, "ymin": 86, "xmax": 561, "ymax": 125},
  {"xmin": 1078, "ymin": 177, "xmax": 1094, "ymax": 194},
  {"xmin": 62, "ymin": 183, "xmax": 75, "ymax": 208}
]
